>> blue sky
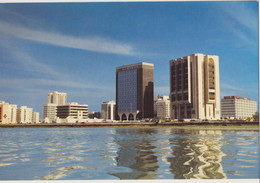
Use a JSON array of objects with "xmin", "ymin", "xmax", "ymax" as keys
[{"xmin": 0, "ymin": 1, "xmax": 258, "ymax": 117}]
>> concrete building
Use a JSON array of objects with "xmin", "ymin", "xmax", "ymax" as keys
[
  {"xmin": 42, "ymin": 103, "xmax": 57, "ymax": 122},
  {"xmin": 101, "ymin": 101, "xmax": 116, "ymax": 121},
  {"xmin": 154, "ymin": 96, "xmax": 170, "ymax": 119},
  {"xmin": 116, "ymin": 62, "xmax": 154, "ymax": 121},
  {"xmin": 170, "ymin": 53, "xmax": 220, "ymax": 120},
  {"xmin": 47, "ymin": 91, "xmax": 67, "ymax": 105},
  {"xmin": 57, "ymin": 102, "xmax": 88, "ymax": 121},
  {"xmin": 88, "ymin": 112, "xmax": 101, "ymax": 119},
  {"xmin": 221, "ymin": 96, "xmax": 257, "ymax": 120},
  {"xmin": 0, "ymin": 101, "xmax": 17, "ymax": 124},
  {"xmin": 43, "ymin": 91, "xmax": 67, "ymax": 123},
  {"xmin": 17, "ymin": 106, "xmax": 33, "ymax": 124},
  {"xmin": 33, "ymin": 112, "xmax": 40, "ymax": 123}
]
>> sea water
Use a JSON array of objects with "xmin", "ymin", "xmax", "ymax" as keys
[{"xmin": 0, "ymin": 128, "xmax": 258, "ymax": 180}]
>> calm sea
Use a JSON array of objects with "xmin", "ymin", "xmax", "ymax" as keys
[{"xmin": 0, "ymin": 128, "xmax": 258, "ymax": 180}]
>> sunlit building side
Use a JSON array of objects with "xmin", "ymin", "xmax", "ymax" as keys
[
  {"xmin": 221, "ymin": 96, "xmax": 257, "ymax": 120},
  {"xmin": 0, "ymin": 101, "xmax": 17, "ymax": 124},
  {"xmin": 170, "ymin": 53, "xmax": 220, "ymax": 120},
  {"xmin": 101, "ymin": 101, "xmax": 116, "ymax": 121},
  {"xmin": 154, "ymin": 96, "xmax": 170, "ymax": 119},
  {"xmin": 57, "ymin": 102, "xmax": 88, "ymax": 122}
]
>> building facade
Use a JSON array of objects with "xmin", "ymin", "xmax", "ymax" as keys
[
  {"xmin": 57, "ymin": 102, "xmax": 88, "ymax": 121},
  {"xmin": 47, "ymin": 91, "xmax": 67, "ymax": 105},
  {"xmin": 154, "ymin": 96, "xmax": 171, "ymax": 119},
  {"xmin": 43, "ymin": 91, "xmax": 67, "ymax": 122},
  {"xmin": 88, "ymin": 112, "xmax": 101, "ymax": 119},
  {"xmin": 101, "ymin": 101, "xmax": 116, "ymax": 121},
  {"xmin": 116, "ymin": 62, "xmax": 154, "ymax": 121},
  {"xmin": 17, "ymin": 106, "xmax": 33, "ymax": 123},
  {"xmin": 42, "ymin": 103, "xmax": 57, "ymax": 122},
  {"xmin": 221, "ymin": 96, "xmax": 257, "ymax": 119},
  {"xmin": 0, "ymin": 101, "xmax": 17, "ymax": 124},
  {"xmin": 170, "ymin": 53, "xmax": 220, "ymax": 120}
]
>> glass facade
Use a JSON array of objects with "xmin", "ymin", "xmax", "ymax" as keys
[{"xmin": 118, "ymin": 69, "xmax": 137, "ymax": 113}]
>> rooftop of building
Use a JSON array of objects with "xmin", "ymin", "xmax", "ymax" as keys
[
  {"xmin": 116, "ymin": 62, "xmax": 154, "ymax": 71},
  {"xmin": 58, "ymin": 102, "xmax": 88, "ymax": 106},
  {"xmin": 223, "ymin": 96, "xmax": 251, "ymax": 100},
  {"xmin": 170, "ymin": 53, "xmax": 218, "ymax": 62}
]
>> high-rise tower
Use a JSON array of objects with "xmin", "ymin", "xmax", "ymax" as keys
[
  {"xmin": 170, "ymin": 53, "xmax": 220, "ymax": 120},
  {"xmin": 116, "ymin": 62, "xmax": 154, "ymax": 121}
]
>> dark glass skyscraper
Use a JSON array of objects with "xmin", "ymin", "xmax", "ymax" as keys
[{"xmin": 116, "ymin": 62, "xmax": 154, "ymax": 121}]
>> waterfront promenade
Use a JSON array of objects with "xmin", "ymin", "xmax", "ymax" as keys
[{"xmin": 0, "ymin": 121, "xmax": 258, "ymax": 128}]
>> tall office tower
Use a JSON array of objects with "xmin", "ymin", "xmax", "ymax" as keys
[
  {"xmin": 154, "ymin": 96, "xmax": 171, "ymax": 119},
  {"xmin": 101, "ymin": 101, "xmax": 116, "ymax": 121},
  {"xmin": 116, "ymin": 62, "xmax": 154, "ymax": 121},
  {"xmin": 47, "ymin": 91, "xmax": 67, "ymax": 105},
  {"xmin": 170, "ymin": 53, "xmax": 220, "ymax": 120},
  {"xmin": 221, "ymin": 96, "xmax": 257, "ymax": 120},
  {"xmin": 57, "ymin": 102, "xmax": 88, "ymax": 120}
]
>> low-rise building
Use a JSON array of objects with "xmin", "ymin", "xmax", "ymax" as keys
[
  {"xmin": 57, "ymin": 102, "xmax": 88, "ymax": 121},
  {"xmin": 221, "ymin": 96, "xmax": 257, "ymax": 120},
  {"xmin": 154, "ymin": 96, "xmax": 171, "ymax": 119},
  {"xmin": 88, "ymin": 112, "xmax": 101, "ymax": 119}
]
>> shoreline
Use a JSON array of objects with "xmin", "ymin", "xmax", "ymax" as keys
[{"xmin": 0, "ymin": 121, "xmax": 259, "ymax": 130}]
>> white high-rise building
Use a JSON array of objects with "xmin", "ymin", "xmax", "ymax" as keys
[
  {"xmin": 43, "ymin": 91, "xmax": 67, "ymax": 122},
  {"xmin": 42, "ymin": 103, "xmax": 57, "ymax": 122},
  {"xmin": 17, "ymin": 106, "xmax": 33, "ymax": 124},
  {"xmin": 0, "ymin": 101, "xmax": 17, "ymax": 124},
  {"xmin": 47, "ymin": 91, "xmax": 66, "ymax": 105},
  {"xmin": 101, "ymin": 101, "xmax": 116, "ymax": 121},
  {"xmin": 154, "ymin": 96, "xmax": 170, "ymax": 119},
  {"xmin": 33, "ymin": 112, "xmax": 40, "ymax": 123},
  {"xmin": 170, "ymin": 53, "xmax": 220, "ymax": 120},
  {"xmin": 221, "ymin": 96, "xmax": 257, "ymax": 120}
]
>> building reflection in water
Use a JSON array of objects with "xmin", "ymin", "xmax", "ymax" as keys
[
  {"xmin": 167, "ymin": 129, "xmax": 227, "ymax": 179},
  {"xmin": 110, "ymin": 128, "xmax": 160, "ymax": 179},
  {"xmin": 111, "ymin": 128, "xmax": 227, "ymax": 179}
]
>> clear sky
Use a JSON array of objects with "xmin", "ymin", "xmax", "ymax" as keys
[{"xmin": 0, "ymin": 1, "xmax": 258, "ymax": 117}]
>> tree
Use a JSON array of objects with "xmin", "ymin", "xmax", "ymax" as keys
[{"xmin": 253, "ymin": 112, "xmax": 259, "ymax": 122}]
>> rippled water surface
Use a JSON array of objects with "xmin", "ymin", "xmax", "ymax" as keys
[{"xmin": 0, "ymin": 128, "xmax": 258, "ymax": 180}]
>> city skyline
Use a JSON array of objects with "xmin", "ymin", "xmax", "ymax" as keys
[{"xmin": 0, "ymin": 1, "xmax": 258, "ymax": 117}]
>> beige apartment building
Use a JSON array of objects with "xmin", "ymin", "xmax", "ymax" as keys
[
  {"xmin": 154, "ymin": 96, "xmax": 170, "ymax": 119},
  {"xmin": 17, "ymin": 106, "xmax": 33, "ymax": 123},
  {"xmin": 221, "ymin": 96, "xmax": 257, "ymax": 120},
  {"xmin": 0, "ymin": 101, "xmax": 17, "ymax": 124},
  {"xmin": 101, "ymin": 101, "xmax": 116, "ymax": 121},
  {"xmin": 170, "ymin": 53, "xmax": 220, "ymax": 120}
]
